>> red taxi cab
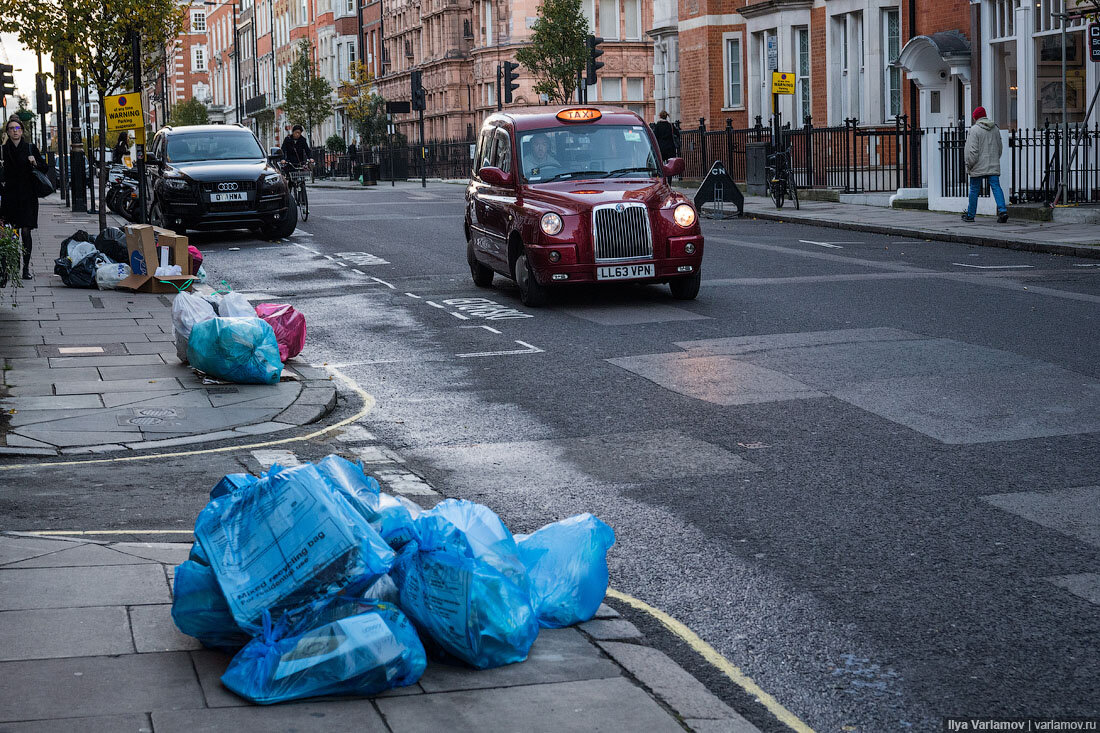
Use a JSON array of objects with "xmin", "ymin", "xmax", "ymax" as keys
[{"xmin": 464, "ymin": 106, "xmax": 703, "ymax": 306}]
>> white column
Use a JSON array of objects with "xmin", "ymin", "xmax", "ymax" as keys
[
  {"xmin": 1016, "ymin": 2, "xmax": 1034, "ymax": 128},
  {"xmin": 980, "ymin": 0, "xmax": 995, "ymax": 109}
]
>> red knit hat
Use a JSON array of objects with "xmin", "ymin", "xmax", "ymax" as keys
[{"xmin": 973, "ymin": 106, "xmax": 987, "ymax": 121}]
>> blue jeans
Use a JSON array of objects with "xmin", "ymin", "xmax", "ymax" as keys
[{"xmin": 967, "ymin": 175, "xmax": 1007, "ymax": 218}]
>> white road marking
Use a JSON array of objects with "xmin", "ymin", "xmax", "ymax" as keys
[
  {"xmin": 457, "ymin": 340, "xmax": 544, "ymax": 358},
  {"xmin": 441, "ymin": 297, "xmax": 533, "ymax": 320},
  {"xmin": 352, "ymin": 269, "xmax": 365, "ymax": 274},
  {"xmin": 335, "ymin": 425, "xmax": 376, "ymax": 443},
  {"xmin": 426, "ymin": 301, "xmax": 445, "ymax": 309},
  {"xmin": 481, "ymin": 325, "xmax": 501, "ymax": 334},
  {"xmin": 335, "ymin": 251, "xmax": 390, "ymax": 266},
  {"xmin": 405, "ymin": 292, "xmax": 422, "ymax": 298},
  {"xmin": 450, "ymin": 312, "xmax": 470, "ymax": 320},
  {"xmin": 1072, "ymin": 263, "xmax": 1100, "ymax": 267},
  {"xmin": 799, "ymin": 240, "xmax": 844, "ymax": 248},
  {"xmin": 323, "ymin": 255, "xmax": 336, "ymax": 261},
  {"xmin": 308, "ymin": 249, "xmax": 321, "ymax": 255},
  {"xmin": 952, "ymin": 263, "xmax": 1035, "ymax": 269},
  {"xmin": 369, "ymin": 277, "xmax": 396, "ymax": 289},
  {"xmin": 292, "ymin": 243, "xmax": 312, "ymax": 250},
  {"xmin": 251, "ymin": 449, "xmax": 300, "ymax": 469},
  {"xmin": 336, "ymin": 261, "xmax": 348, "ymax": 267},
  {"xmin": 289, "ymin": 228, "xmax": 314, "ymax": 237}
]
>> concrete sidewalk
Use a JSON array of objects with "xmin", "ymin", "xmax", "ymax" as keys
[
  {"xmin": 727, "ymin": 192, "xmax": 1100, "ymax": 258},
  {"xmin": 0, "ymin": 532, "xmax": 760, "ymax": 732},
  {"xmin": 0, "ymin": 199, "xmax": 336, "ymax": 456}
]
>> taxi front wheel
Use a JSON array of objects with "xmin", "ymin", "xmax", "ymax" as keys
[
  {"xmin": 514, "ymin": 251, "xmax": 548, "ymax": 307},
  {"xmin": 669, "ymin": 269, "xmax": 701, "ymax": 300}
]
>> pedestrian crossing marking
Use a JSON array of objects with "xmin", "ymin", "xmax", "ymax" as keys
[{"xmin": 251, "ymin": 449, "xmax": 301, "ymax": 469}]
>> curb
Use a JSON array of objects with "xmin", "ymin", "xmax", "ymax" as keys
[{"xmin": 735, "ymin": 206, "xmax": 1100, "ymax": 259}]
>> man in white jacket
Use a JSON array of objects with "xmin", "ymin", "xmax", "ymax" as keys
[{"xmin": 962, "ymin": 106, "xmax": 1008, "ymax": 223}]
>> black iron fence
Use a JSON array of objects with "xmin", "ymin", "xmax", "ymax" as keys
[
  {"xmin": 310, "ymin": 140, "xmax": 476, "ymax": 182},
  {"xmin": 1010, "ymin": 123, "xmax": 1100, "ymax": 205},
  {"xmin": 679, "ymin": 116, "xmax": 923, "ymax": 193}
]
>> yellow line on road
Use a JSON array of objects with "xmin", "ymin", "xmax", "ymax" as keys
[
  {"xmin": 16, "ymin": 530, "xmax": 194, "ymax": 536},
  {"xmin": 606, "ymin": 587, "xmax": 816, "ymax": 733},
  {"xmin": 0, "ymin": 367, "xmax": 373, "ymax": 472}
]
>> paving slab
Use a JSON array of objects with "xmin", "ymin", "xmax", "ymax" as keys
[
  {"xmin": 578, "ymin": 618, "xmax": 644, "ymax": 640},
  {"xmin": 124, "ymin": 341, "xmax": 177, "ymax": 355},
  {"xmin": 0, "ymin": 652, "xmax": 204, "ymax": 722},
  {"xmin": 3, "ymin": 434, "xmax": 55, "ymax": 448},
  {"xmin": 16, "ymin": 429, "xmax": 145, "ymax": 448},
  {"xmin": 232, "ymin": 421, "xmax": 294, "ymax": 436},
  {"xmin": 97, "ymin": 365, "xmax": 192, "ymax": 381},
  {"xmin": 0, "ymin": 713, "xmax": 152, "ymax": 732},
  {"xmin": 130, "ymin": 604, "xmax": 202, "ymax": 653},
  {"xmin": 124, "ymin": 430, "xmax": 242, "ymax": 449},
  {"xmin": 53, "ymin": 377, "xmax": 183, "ymax": 395},
  {"xmin": 0, "ymin": 536, "xmax": 86, "ymax": 567},
  {"xmin": 3, "ymin": 395, "xmax": 104, "ymax": 410},
  {"xmin": 685, "ymin": 719, "xmax": 763, "ymax": 733},
  {"xmin": 377, "ymin": 677, "xmax": 685, "ymax": 733},
  {"xmin": 4, "ymin": 543, "xmax": 151, "ymax": 568},
  {"xmin": 110, "ymin": 543, "xmax": 192, "ymax": 565},
  {"xmin": 49, "ymin": 355, "xmax": 165, "ymax": 368},
  {"xmin": 0, "ymin": 606, "xmax": 135, "ymax": 661},
  {"xmin": 417, "ymin": 628, "xmax": 621, "ymax": 693},
  {"xmin": 152, "ymin": 700, "xmax": 386, "ymax": 732},
  {"xmin": 0, "ymin": 564, "xmax": 170, "ymax": 610}
]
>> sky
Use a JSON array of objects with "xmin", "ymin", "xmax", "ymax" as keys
[{"xmin": 0, "ymin": 32, "xmax": 54, "ymax": 112}]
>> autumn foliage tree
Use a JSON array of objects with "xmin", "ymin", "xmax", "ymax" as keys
[
  {"xmin": 0, "ymin": 0, "xmax": 184, "ymax": 229},
  {"xmin": 339, "ymin": 61, "xmax": 388, "ymax": 148},
  {"xmin": 283, "ymin": 39, "xmax": 334, "ymax": 145},
  {"xmin": 514, "ymin": 0, "xmax": 589, "ymax": 103}
]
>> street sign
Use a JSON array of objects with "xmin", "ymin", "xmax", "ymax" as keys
[
  {"xmin": 385, "ymin": 100, "xmax": 411, "ymax": 114},
  {"xmin": 104, "ymin": 93, "xmax": 143, "ymax": 132},
  {"xmin": 1090, "ymin": 23, "xmax": 1100, "ymax": 62},
  {"xmin": 771, "ymin": 71, "xmax": 795, "ymax": 95},
  {"xmin": 766, "ymin": 35, "xmax": 778, "ymax": 71}
]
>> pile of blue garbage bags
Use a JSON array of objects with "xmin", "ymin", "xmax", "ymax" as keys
[{"xmin": 172, "ymin": 454, "xmax": 616, "ymax": 704}]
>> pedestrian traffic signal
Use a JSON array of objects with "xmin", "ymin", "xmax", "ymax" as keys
[
  {"xmin": 410, "ymin": 70, "xmax": 426, "ymax": 111},
  {"xmin": 0, "ymin": 64, "xmax": 14, "ymax": 98},
  {"xmin": 503, "ymin": 60, "xmax": 520, "ymax": 104},
  {"xmin": 35, "ymin": 74, "xmax": 53, "ymax": 114},
  {"xmin": 585, "ymin": 35, "xmax": 604, "ymax": 87}
]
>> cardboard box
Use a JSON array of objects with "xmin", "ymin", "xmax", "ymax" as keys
[{"xmin": 117, "ymin": 224, "xmax": 195, "ymax": 294}]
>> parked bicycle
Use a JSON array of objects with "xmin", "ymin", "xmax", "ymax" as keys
[
  {"xmin": 282, "ymin": 160, "xmax": 312, "ymax": 222},
  {"xmin": 765, "ymin": 147, "xmax": 799, "ymax": 210}
]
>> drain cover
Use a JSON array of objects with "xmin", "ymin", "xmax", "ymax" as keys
[
  {"xmin": 133, "ymin": 408, "xmax": 178, "ymax": 418},
  {"xmin": 127, "ymin": 416, "xmax": 166, "ymax": 426}
]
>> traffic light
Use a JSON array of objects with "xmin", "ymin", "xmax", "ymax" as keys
[
  {"xmin": 502, "ymin": 60, "xmax": 520, "ymax": 104},
  {"xmin": 585, "ymin": 35, "xmax": 604, "ymax": 87},
  {"xmin": 0, "ymin": 64, "xmax": 14, "ymax": 98},
  {"xmin": 35, "ymin": 74, "xmax": 52, "ymax": 114},
  {"xmin": 410, "ymin": 70, "xmax": 426, "ymax": 111}
]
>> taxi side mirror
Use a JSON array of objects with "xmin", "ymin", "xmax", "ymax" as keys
[
  {"xmin": 662, "ymin": 158, "xmax": 685, "ymax": 177},
  {"xmin": 479, "ymin": 166, "xmax": 513, "ymax": 187}
]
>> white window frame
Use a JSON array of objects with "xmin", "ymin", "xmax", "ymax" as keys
[
  {"xmin": 795, "ymin": 26, "xmax": 810, "ymax": 123},
  {"xmin": 582, "ymin": 0, "xmax": 596, "ymax": 34},
  {"xmin": 346, "ymin": 0, "xmax": 354, "ymax": 13},
  {"xmin": 601, "ymin": 76, "xmax": 622, "ymax": 102},
  {"xmin": 192, "ymin": 46, "xmax": 207, "ymax": 72},
  {"xmin": 191, "ymin": 9, "xmax": 206, "ymax": 32},
  {"xmin": 599, "ymin": 0, "xmax": 619, "ymax": 40},
  {"xmin": 625, "ymin": 76, "xmax": 644, "ymax": 100},
  {"xmin": 623, "ymin": 0, "xmax": 642, "ymax": 40},
  {"xmin": 882, "ymin": 8, "xmax": 901, "ymax": 121},
  {"xmin": 483, "ymin": 0, "xmax": 493, "ymax": 45},
  {"xmin": 722, "ymin": 32, "xmax": 744, "ymax": 110}
]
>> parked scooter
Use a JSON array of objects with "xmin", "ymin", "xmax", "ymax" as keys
[{"xmin": 105, "ymin": 166, "xmax": 142, "ymax": 222}]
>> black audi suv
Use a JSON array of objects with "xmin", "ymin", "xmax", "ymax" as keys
[{"xmin": 145, "ymin": 124, "xmax": 296, "ymax": 239}]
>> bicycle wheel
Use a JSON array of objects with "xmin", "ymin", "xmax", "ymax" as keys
[
  {"xmin": 788, "ymin": 173, "xmax": 799, "ymax": 210},
  {"xmin": 300, "ymin": 183, "xmax": 309, "ymax": 221},
  {"xmin": 772, "ymin": 178, "xmax": 785, "ymax": 209}
]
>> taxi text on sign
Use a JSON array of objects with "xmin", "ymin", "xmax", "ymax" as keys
[
  {"xmin": 104, "ymin": 93, "xmax": 144, "ymax": 132},
  {"xmin": 771, "ymin": 72, "xmax": 795, "ymax": 95}
]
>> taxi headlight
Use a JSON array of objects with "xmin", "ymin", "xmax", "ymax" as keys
[
  {"xmin": 673, "ymin": 204, "xmax": 696, "ymax": 228},
  {"xmin": 541, "ymin": 212, "xmax": 563, "ymax": 236}
]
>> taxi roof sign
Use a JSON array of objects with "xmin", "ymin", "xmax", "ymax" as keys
[
  {"xmin": 556, "ymin": 108, "xmax": 602, "ymax": 123},
  {"xmin": 771, "ymin": 72, "xmax": 795, "ymax": 95},
  {"xmin": 105, "ymin": 93, "xmax": 144, "ymax": 132}
]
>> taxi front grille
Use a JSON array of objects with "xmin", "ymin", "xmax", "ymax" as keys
[{"xmin": 592, "ymin": 204, "xmax": 653, "ymax": 261}]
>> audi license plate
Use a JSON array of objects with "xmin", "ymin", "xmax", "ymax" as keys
[
  {"xmin": 211, "ymin": 192, "xmax": 247, "ymax": 202},
  {"xmin": 596, "ymin": 263, "xmax": 655, "ymax": 281}
]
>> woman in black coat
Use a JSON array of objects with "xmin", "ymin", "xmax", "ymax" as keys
[{"xmin": 1, "ymin": 116, "xmax": 48, "ymax": 279}]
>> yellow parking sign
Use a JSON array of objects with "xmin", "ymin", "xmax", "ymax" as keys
[
  {"xmin": 104, "ymin": 93, "xmax": 144, "ymax": 132},
  {"xmin": 771, "ymin": 71, "xmax": 796, "ymax": 95}
]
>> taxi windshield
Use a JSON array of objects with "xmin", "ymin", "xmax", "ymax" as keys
[
  {"xmin": 518, "ymin": 124, "xmax": 660, "ymax": 183},
  {"xmin": 165, "ymin": 132, "xmax": 265, "ymax": 163}
]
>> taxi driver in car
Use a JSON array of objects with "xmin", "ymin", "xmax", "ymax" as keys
[{"xmin": 524, "ymin": 133, "xmax": 560, "ymax": 180}]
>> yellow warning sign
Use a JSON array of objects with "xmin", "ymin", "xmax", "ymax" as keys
[
  {"xmin": 771, "ymin": 71, "xmax": 795, "ymax": 95},
  {"xmin": 104, "ymin": 93, "xmax": 144, "ymax": 132}
]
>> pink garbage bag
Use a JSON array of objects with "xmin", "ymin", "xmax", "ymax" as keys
[
  {"xmin": 188, "ymin": 245, "xmax": 204, "ymax": 274},
  {"xmin": 254, "ymin": 303, "xmax": 306, "ymax": 361}
]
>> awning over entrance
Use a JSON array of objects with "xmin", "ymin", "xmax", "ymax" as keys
[{"xmin": 894, "ymin": 30, "xmax": 972, "ymax": 88}]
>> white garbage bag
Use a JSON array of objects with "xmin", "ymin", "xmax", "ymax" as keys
[
  {"xmin": 173, "ymin": 291, "xmax": 217, "ymax": 364},
  {"xmin": 95, "ymin": 263, "xmax": 132, "ymax": 290},
  {"xmin": 218, "ymin": 292, "xmax": 255, "ymax": 318},
  {"xmin": 67, "ymin": 241, "xmax": 97, "ymax": 264}
]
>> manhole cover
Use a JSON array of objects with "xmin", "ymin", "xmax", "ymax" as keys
[
  {"xmin": 134, "ymin": 408, "xmax": 178, "ymax": 418},
  {"xmin": 127, "ymin": 416, "xmax": 166, "ymax": 426}
]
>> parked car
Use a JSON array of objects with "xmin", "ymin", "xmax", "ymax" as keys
[
  {"xmin": 464, "ymin": 106, "xmax": 703, "ymax": 306},
  {"xmin": 144, "ymin": 124, "xmax": 295, "ymax": 239}
]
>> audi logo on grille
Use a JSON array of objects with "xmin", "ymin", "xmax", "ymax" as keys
[{"xmin": 217, "ymin": 182, "xmax": 239, "ymax": 191}]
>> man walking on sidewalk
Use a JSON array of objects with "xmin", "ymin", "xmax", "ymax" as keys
[{"xmin": 962, "ymin": 106, "xmax": 1008, "ymax": 224}]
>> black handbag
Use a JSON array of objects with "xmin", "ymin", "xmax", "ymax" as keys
[{"xmin": 32, "ymin": 169, "xmax": 55, "ymax": 198}]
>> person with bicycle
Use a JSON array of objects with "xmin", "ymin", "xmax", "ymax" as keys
[{"xmin": 281, "ymin": 124, "xmax": 313, "ymax": 171}]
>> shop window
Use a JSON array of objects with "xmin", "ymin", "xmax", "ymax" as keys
[{"xmin": 1036, "ymin": 31, "xmax": 1086, "ymax": 124}]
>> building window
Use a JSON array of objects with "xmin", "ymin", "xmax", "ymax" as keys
[
  {"xmin": 193, "ymin": 47, "xmax": 207, "ymax": 72},
  {"xmin": 482, "ymin": 0, "xmax": 493, "ymax": 45},
  {"xmin": 599, "ymin": 0, "xmax": 618, "ymax": 39},
  {"xmin": 795, "ymin": 27, "xmax": 809, "ymax": 123},
  {"xmin": 347, "ymin": 0, "xmax": 354, "ymax": 12},
  {"xmin": 623, "ymin": 0, "xmax": 640, "ymax": 40},
  {"xmin": 723, "ymin": 35, "xmax": 742, "ymax": 109},
  {"xmin": 601, "ymin": 76, "xmax": 622, "ymax": 102},
  {"xmin": 1036, "ymin": 30, "xmax": 1086, "ymax": 124},
  {"xmin": 191, "ymin": 9, "xmax": 206, "ymax": 32},
  {"xmin": 625, "ymin": 77, "xmax": 643, "ymax": 100},
  {"xmin": 882, "ymin": 10, "xmax": 901, "ymax": 120},
  {"xmin": 582, "ymin": 0, "xmax": 595, "ymax": 34}
]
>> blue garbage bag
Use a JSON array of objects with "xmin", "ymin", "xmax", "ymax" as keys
[
  {"xmin": 171, "ymin": 559, "xmax": 252, "ymax": 651},
  {"xmin": 391, "ymin": 499, "xmax": 538, "ymax": 669},
  {"xmin": 515, "ymin": 514, "xmax": 616, "ymax": 628},
  {"xmin": 210, "ymin": 472, "xmax": 259, "ymax": 500},
  {"xmin": 315, "ymin": 454, "xmax": 380, "ymax": 518},
  {"xmin": 371, "ymin": 493, "xmax": 419, "ymax": 550},
  {"xmin": 221, "ymin": 599, "xmax": 426, "ymax": 704},
  {"xmin": 194, "ymin": 462, "xmax": 396, "ymax": 632},
  {"xmin": 187, "ymin": 317, "xmax": 283, "ymax": 385}
]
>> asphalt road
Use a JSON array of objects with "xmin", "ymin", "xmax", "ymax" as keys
[{"xmin": 5, "ymin": 181, "xmax": 1098, "ymax": 732}]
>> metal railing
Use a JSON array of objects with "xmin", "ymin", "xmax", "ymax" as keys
[
  {"xmin": 311, "ymin": 139, "xmax": 476, "ymax": 182},
  {"xmin": 679, "ymin": 116, "xmax": 923, "ymax": 193},
  {"xmin": 1010, "ymin": 123, "xmax": 1100, "ymax": 205}
]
